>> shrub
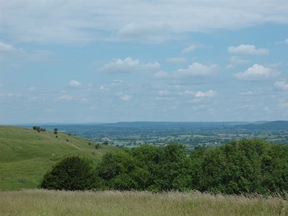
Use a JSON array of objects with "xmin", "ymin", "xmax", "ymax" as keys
[{"xmin": 40, "ymin": 156, "xmax": 95, "ymax": 190}]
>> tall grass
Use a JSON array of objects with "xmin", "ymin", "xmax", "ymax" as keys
[{"xmin": 0, "ymin": 190, "xmax": 287, "ymax": 216}]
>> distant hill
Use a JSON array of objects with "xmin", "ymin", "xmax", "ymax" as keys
[
  {"xmin": 0, "ymin": 126, "xmax": 116, "ymax": 191},
  {"xmin": 235, "ymin": 121, "xmax": 288, "ymax": 131}
]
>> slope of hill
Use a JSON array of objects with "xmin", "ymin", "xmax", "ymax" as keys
[
  {"xmin": 235, "ymin": 120, "xmax": 288, "ymax": 131},
  {"xmin": 0, "ymin": 126, "xmax": 116, "ymax": 191}
]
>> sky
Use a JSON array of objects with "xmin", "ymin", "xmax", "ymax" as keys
[{"xmin": 1, "ymin": 0, "xmax": 288, "ymax": 124}]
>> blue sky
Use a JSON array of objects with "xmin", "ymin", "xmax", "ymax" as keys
[{"xmin": 1, "ymin": 0, "xmax": 288, "ymax": 124}]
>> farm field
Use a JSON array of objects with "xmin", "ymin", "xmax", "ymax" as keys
[
  {"xmin": 38, "ymin": 121, "xmax": 288, "ymax": 152},
  {"xmin": 0, "ymin": 190, "xmax": 287, "ymax": 216}
]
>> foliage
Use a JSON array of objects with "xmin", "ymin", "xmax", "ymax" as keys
[
  {"xmin": 39, "ymin": 138, "xmax": 288, "ymax": 195},
  {"xmin": 40, "ymin": 156, "xmax": 95, "ymax": 190},
  {"xmin": 190, "ymin": 139, "xmax": 288, "ymax": 194},
  {"xmin": 32, "ymin": 126, "xmax": 46, "ymax": 132},
  {"xmin": 94, "ymin": 143, "xmax": 192, "ymax": 191}
]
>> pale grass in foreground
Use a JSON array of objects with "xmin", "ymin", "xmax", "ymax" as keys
[{"xmin": 0, "ymin": 190, "xmax": 287, "ymax": 216}]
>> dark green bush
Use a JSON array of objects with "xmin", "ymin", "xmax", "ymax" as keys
[{"xmin": 40, "ymin": 156, "xmax": 95, "ymax": 190}]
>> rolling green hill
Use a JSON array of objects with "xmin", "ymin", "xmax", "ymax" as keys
[{"xmin": 0, "ymin": 126, "xmax": 116, "ymax": 191}]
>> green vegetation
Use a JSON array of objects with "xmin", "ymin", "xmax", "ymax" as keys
[
  {"xmin": 0, "ymin": 126, "xmax": 116, "ymax": 191},
  {"xmin": 1, "ymin": 190, "xmax": 287, "ymax": 216},
  {"xmin": 40, "ymin": 156, "xmax": 96, "ymax": 190},
  {"xmin": 40, "ymin": 139, "xmax": 288, "ymax": 195},
  {"xmin": 2, "ymin": 125, "xmax": 288, "ymax": 215}
]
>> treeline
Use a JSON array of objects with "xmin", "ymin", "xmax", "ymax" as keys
[
  {"xmin": 32, "ymin": 126, "xmax": 46, "ymax": 132},
  {"xmin": 40, "ymin": 139, "xmax": 288, "ymax": 195}
]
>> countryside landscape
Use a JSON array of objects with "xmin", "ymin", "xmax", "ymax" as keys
[
  {"xmin": 1, "ymin": 121, "xmax": 288, "ymax": 215},
  {"xmin": 1, "ymin": 0, "xmax": 288, "ymax": 215},
  {"xmin": 38, "ymin": 121, "xmax": 288, "ymax": 151}
]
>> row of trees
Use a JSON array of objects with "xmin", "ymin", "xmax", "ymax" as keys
[
  {"xmin": 40, "ymin": 139, "xmax": 288, "ymax": 194},
  {"xmin": 32, "ymin": 126, "xmax": 46, "ymax": 132}
]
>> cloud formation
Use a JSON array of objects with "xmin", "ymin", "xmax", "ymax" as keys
[
  {"xmin": 118, "ymin": 93, "xmax": 133, "ymax": 101},
  {"xmin": 235, "ymin": 64, "xmax": 273, "ymax": 81},
  {"xmin": 98, "ymin": 57, "xmax": 160, "ymax": 74},
  {"xmin": 1, "ymin": 0, "xmax": 288, "ymax": 44},
  {"xmin": 166, "ymin": 57, "xmax": 187, "ymax": 64},
  {"xmin": 275, "ymin": 80, "xmax": 288, "ymax": 90},
  {"xmin": 1, "ymin": 1, "xmax": 288, "ymax": 123},
  {"xmin": 0, "ymin": 41, "xmax": 16, "ymax": 52},
  {"xmin": 179, "ymin": 90, "xmax": 216, "ymax": 98},
  {"xmin": 181, "ymin": 45, "xmax": 197, "ymax": 54},
  {"xmin": 69, "ymin": 80, "xmax": 82, "ymax": 88},
  {"xmin": 228, "ymin": 44, "xmax": 269, "ymax": 55},
  {"xmin": 195, "ymin": 90, "xmax": 216, "ymax": 98},
  {"xmin": 177, "ymin": 62, "xmax": 217, "ymax": 77}
]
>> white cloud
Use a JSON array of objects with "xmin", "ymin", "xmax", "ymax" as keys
[
  {"xmin": 117, "ymin": 22, "xmax": 173, "ymax": 42},
  {"xmin": 100, "ymin": 85, "xmax": 109, "ymax": 92},
  {"xmin": 57, "ymin": 94, "xmax": 73, "ymax": 101},
  {"xmin": 98, "ymin": 57, "xmax": 160, "ymax": 74},
  {"xmin": 166, "ymin": 57, "xmax": 186, "ymax": 64},
  {"xmin": 0, "ymin": 41, "xmax": 16, "ymax": 52},
  {"xmin": 181, "ymin": 45, "xmax": 197, "ymax": 54},
  {"xmin": 69, "ymin": 80, "xmax": 82, "ymax": 87},
  {"xmin": 195, "ymin": 90, "xmax": 216, "ymax": 98},
  {"xmin": 230, "ymin": 56, "xmax": 250, "ymax": 65},
  {"xmin": 235, "ymin": 64, "xmax": 273, "ymax": 81},
  {"xmin": 240, "ymin": 91, "xmax": 255, "ymax": 95},
  {"xmin": 179, "ymin": 90, "xmax": 194, "ymax": 96},
  {"xmin": 228, "ymin": 44, "xmax": 269, "ymax": 55},
  {"xmin": 154, "ymin": 71, "xmax": 168, "ymax": 78},
  {"xmin": 177, "ymin": 62, "xmax": 217, "ymax": 77},
  {"xmin": 179, "ymin": 90, "xmax": 216, "ymax": 98},
  {"xmin": 118, "ymin": 93, "xmax": 132, "ymax": 101},
  {"xmin": 159, "ymin": 90, "xmax": 169, "ymax": 96},
  {"xmin": 111, "ymin": 80, "xmax": 125, "ymax": 86},
  {"xmin": 275, "ymin": 80, "xmax": 288, "ymax": 90},
  {"xmin": 285, "ymin": 39, "xmax": 288, "ymax": 45},
  {"xmin": 279, "ymin": 101, "xmax": 288, "ymax": 109},
  {"xmin": 1, "ymin": 0, "xmax": 288, "ymax": 44},
  {"xmin": 226, "ymin": 56, "xmax": 251, "ymax": 69}
]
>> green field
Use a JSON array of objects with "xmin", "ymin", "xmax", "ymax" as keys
[
  {"xmin": 0, "ymin": 190, "xmax": 287, "ymax": 216},
  {"xmin": 0, "ymin": 126, "xmax": 116, "ymax": 191}
]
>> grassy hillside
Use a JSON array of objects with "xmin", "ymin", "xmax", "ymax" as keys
[
  {"xmin": 0, "ymin": 190, "xmax": 287, "ymax": 216},
  {"xmin": 0, "ymin": 126, "xmax": 116, "ymax": 191}
]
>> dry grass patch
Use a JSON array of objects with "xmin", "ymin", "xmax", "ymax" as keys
[{"xmin": 1, "ymin": 190, "xmax": 288, "ymax": 216}]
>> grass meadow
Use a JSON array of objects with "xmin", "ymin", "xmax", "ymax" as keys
[
  {"xmin": 0, "ymin": 190, "xmax": 287, "ymax": 216},
  {"xmin": 0, "ymin": 126, "xmax": 115, "ymax": 191}
]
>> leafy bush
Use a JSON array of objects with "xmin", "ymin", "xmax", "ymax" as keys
[{"xmin": 40, "ymin": 156, "xmax": 95, "ymax": 190}]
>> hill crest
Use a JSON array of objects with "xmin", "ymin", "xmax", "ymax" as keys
[{"xmin": 0, "ymin": 126, "xmax": 115, "ymax": 191}]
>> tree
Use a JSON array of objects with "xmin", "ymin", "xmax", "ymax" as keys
[
  {"xmin": 189, "ymin": 139, "xmax": 275, "ymax": 194},
  {"xmin": 96, "ymin": 150, "xmax": 139, "ymax": 190},
  {"xmin": 40, "ymin": 156, "xmax": 95, "ymax": 190},
  {"xmin": 54, "ymin": 128, "xmax": 58, "ymax": 135},
  {"xmin": 32, "ymin": 126, "xmax": 46, "ymax": 132},
  {"xmin": 154, "ymin": 143, "xmax": 192, "ymax": 191}
]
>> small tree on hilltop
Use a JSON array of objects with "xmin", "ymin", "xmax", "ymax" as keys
[{"xmin": 54, "ymin": 128, "xmax": 58, "ymax": 135}]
